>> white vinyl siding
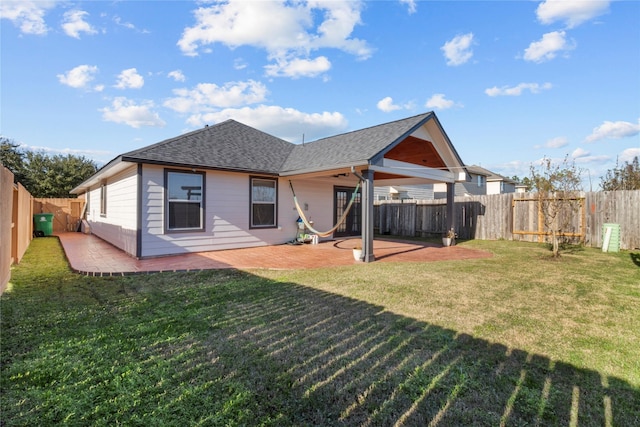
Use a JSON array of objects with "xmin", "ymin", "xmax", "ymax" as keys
[
  {"xmin": 286, "ymin": 177, "xmax": 348, "ymax": 237},
  {"xmin": 139, "ymin": 166, "xmax": 347, "ymax": 257},
  {"xmin": 86, "ymin": 165, "xmax": 138, "ymax": 256}
]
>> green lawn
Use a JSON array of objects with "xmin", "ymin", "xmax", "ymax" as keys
[{"xmin": 1, "ymin": 237, "xmax": 639, "ymax": 426}]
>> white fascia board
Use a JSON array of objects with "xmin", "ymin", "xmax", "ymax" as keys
[
  {"xmin": 371, "ymin": 159, "xmax": 455, "ymax": 182},
  {"xmin": 70, "ymin": 157, "xmax": 133, "ymax": 194}
]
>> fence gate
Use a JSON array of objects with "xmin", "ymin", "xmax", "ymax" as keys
[{"xmin": 512, "ymin": 196, "xmax": 585, "ymax": 243}]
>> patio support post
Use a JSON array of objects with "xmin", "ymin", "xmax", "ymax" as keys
[
  {"xmin": 361, "ymin": 169, "xmax": 375, "ymax": 262},
  {"xmin": 446, "ymin": 182, "xmax": 455, "ymax": 233}
]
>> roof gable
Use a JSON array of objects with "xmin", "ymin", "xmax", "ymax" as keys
[{"xmin": 280, "ymin": 113, "xmax": 437, "ymax": 173}]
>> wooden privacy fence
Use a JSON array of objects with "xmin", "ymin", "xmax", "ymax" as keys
[
  {"xmin": 1, "ymin": 164, "xmax": 85, "ymax": 293},
  {"xmin": 512, "ymin": 196, "xmax": 586, "ymax": 243},
  {"xmin": 33, "ymin": 198, "xmax": 85, "ymax": 233},
  {"xmin": 1, "ymin": 165, "xmax": 33, "ymax": 294},
  {"xmin": 375, "ymin": 190, "xmax": 640, "ymax": 250}
]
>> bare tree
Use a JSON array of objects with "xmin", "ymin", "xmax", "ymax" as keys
[
  {"xmin": 530, "ymin": 156, "xmax": 583, "ymax": 257},
  {"xmin": 600, "ymin": 156, "xmax": 640, "ymax": 191}
]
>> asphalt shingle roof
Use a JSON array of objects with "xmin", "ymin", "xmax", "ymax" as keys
[
  {"xmin": 281, "ymin": 112, "xmax": 434, "ymax": 172},
  {"xmin": 120, "ymin": 119, "xmax": 294, "ymax": 174},
  {"xmin": 466, "ymin": 165, "xmax": 516, "ymax": 183}
]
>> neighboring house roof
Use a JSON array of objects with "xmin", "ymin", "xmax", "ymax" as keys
[
  {"xmin": 465, "ymin": 165, "xmax": 517, "ymax": 184},
  {"xmin": 71, "ymin": 112, "xmax": 465, "ymax": 193}
]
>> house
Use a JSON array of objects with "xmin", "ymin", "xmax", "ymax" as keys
[
  {"xmin": 376, "ymin": 165, "xmax": 517, "ymax": 200},
  {"xmin": 71, "ymin": 112, "xmax": 467, "ymax": 262},
  {"xmin": 374, "ymin": 185, "xmax": 434, "ymax": 201}
]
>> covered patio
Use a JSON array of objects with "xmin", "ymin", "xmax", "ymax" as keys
[{"xmin": 56, "ymin": 232, "xmax": 492, "ymax": 276}]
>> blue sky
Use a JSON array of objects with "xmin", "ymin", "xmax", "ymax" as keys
[{"xmin": 2, "ymin": 0, "xmax": 639, "ymax": 189}]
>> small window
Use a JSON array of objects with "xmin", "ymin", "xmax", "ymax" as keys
[
  {"xmin": 250, "ymin": 177, "xmax": 277, "ymax": 228},
  {"xmin": 100, "ymin": 183, "xmax": 107, "ymax": 216},
  {"xmin": 477, "ymin": 175, "xmax": 485, "ymax": 187},
  {"xmin": 166, "ymin": 170, "xmax": 205, "ymax": 231}
]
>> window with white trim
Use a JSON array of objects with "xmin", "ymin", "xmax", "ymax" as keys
[
  {"xmin": 100, "ymin": 183, "xmax": 107, "ymax": 216},
  {"xmin": 250, "ymin": 177, "xmax": 277, "ymax": 228},
  {"xmin": 166, "ymin": 170, "xmax": 204, "ymax": 231}
]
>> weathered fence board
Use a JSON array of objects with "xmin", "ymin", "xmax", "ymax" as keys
[
  {"xmin": 1, "ymin": 166, "xmax": 34, "ymax": 295},
  {"xmin": 375, "ymin": 190, "xmax": 639, "ymax": 250},
  {"xmin": 33, "ymin": 198, "xmax": 85, "ymax": 233}
]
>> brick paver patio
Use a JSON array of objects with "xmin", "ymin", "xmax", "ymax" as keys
[{"xmin": 55, "ymin": 232, "xmax": 492, "ymax": 276}]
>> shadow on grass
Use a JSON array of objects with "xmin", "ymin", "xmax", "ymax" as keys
[
  {"xmin": 630, "ymin": 252, "xmax": 640, "ymax": 268},
  {"xmin": 2, "ymin": 268, "xmax": 639, "ymax": 426}
]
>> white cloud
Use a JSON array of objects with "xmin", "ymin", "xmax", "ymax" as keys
[
  {"xmin": 425, "ymin": 93, "xmax": 459, "ymax": 110},
  {"xmin": 523, "ymin": 31, "xmax": 574, "ymax": 63},
  {"xmin": 234, "ymin": 58, "xmax": 248, "ymax": 70},
  {"xmin": 100, "ymin": 97, "xmax": 166, "ymax": 128},
  {"xmin": 164, "ymin": 80, "xmax": 268, "ymax": 114},
  {"xmin": 57, "ymin": 64, "xmax": 99, "ymax": 89},
  {"xmin": 177, "ymin": 0, "xmax": 371, "ymax": 77},
  {"xmin": 619, "ymin": 147, "xmax": 640, "ymax": 163},
  {"xmin": 441, "ymin": 33, "xmax": 474, "ymax": 66},
  {"xmin": 115, "ymin": 68, "xmax": 144, "ymax": 89},
  {"xmin": 0, "ymin": 0, "xmax": 56, "ymax": 35},
  {"xmin": 168, "ymin": 70, "xmax": 186, "ymax": 82},
  {"xmin": 264, "ymin": 56, "xmax": 331, "ymax": 79},
  {"xmin": 545, "ymin": 136, "xmax": 569, "ymax": 149},
  {"xmin": 400, "ymin": 0, "xmax": 417, "ymax": 14},
  {"xmin": 536, "ymin": 0, "xmax": 610, "ymax": 28},
  {"xmin": 585, "ymin": 119, "xmax": 640, "ymax": 142},
  {"xmin": 571, "ymin": 153, "xmax": 610, "ymax": 166},
  {"xmin": 114, "ymin": 16, "xmax": 135, "ymax": 30},
  {"xmin": 485, "ymin": 82, "xmax": 552, "ymax": 97},
  {"xmin": 377, "ymin": 97, "xmax": 402, "ymax": 113},
  {"xmin": 186, "ymin": 105, "xmax": 348, "ymax": 142},
  {"xmin": 376, "ymin": 96, "xmax": 415, "ymax": 112},
  {"xmin": 571, "ymin": 147, "xmax": 590, "ymax": 159},
  {"xmin": 62, "ymin": 9, "xmax": 96, "ymax": 39}
]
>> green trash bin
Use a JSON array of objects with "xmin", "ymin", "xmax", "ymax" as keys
[{"xmin": 34, "ymin": 213, "xmax": 54, "ymax": 236}]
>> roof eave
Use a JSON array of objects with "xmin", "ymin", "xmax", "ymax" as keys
[
  {"xmin": 70, "ymin": 156, "xmax": 129, "ymax": 194},
  {"xmin": 121, "ymin": 156, "xmax": 280, "ymax": 176},
  {"xmin": 279, "ymin": 160, "xmax": 370, "ymax": 177}
]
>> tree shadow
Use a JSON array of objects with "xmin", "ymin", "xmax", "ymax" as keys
[
  {"xmin": 630, "ymin": 252, "xmax": 640, "ymax": 267},
  {"xmin": 193, "ymin": 276, "xmax": 640, "ymax": 426}
]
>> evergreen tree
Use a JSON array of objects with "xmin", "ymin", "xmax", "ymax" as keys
[{"xmin": 0, "ymin": 138, "xmax": 98, "ymax": 197}]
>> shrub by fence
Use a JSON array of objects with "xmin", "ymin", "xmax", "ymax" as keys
[{"xmin": 375, "ymin": 190, "xmax": 640, "ymax": 250}]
